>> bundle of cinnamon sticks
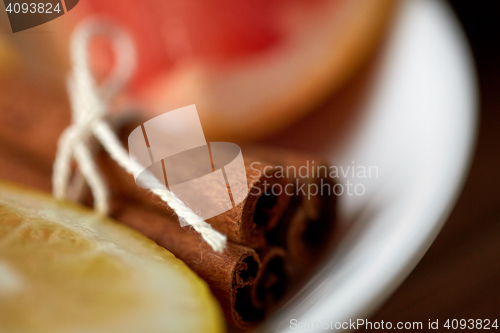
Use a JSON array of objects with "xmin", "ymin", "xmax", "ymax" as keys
[{"xmin": 0, "ymin": 77, "xmax": 338, "ymax": 329}]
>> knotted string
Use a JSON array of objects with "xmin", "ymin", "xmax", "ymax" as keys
[{"xmin": 52, "ymin": 19, "xmax": 227, "ymax": 252}]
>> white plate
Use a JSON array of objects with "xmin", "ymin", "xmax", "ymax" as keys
[{"xmin": 258, "ymin": 0, "xmax": 478, "ymax": 331}]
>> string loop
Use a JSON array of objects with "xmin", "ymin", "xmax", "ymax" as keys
[{"xmin": 53, "ymin": 19, "xmax": 227, "ymax": 252}]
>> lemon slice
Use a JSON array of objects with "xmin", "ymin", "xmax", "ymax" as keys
[{"xmin": 0, "ymin": 181, "xmax": 225, "ymax": 333}]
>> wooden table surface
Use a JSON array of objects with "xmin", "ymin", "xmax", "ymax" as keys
[{"xmin": 358, "ymin": 1, "xmax": 500, "ymax": 330}]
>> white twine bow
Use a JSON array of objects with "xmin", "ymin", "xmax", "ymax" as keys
[{"xmin": 52, "ymin": 19, "xmax": 227, "ymax": 252}]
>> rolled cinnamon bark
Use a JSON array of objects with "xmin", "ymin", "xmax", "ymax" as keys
[
  {"xmin": 102, "ymin": 119, "xmax": 292, "ymax": 249},
  {"xmin": 113, "ymin": 202, "xmax": 264, "ymax": 328},
  {"xmin": 270, "ymin": 185, "xmax": 336, "ymax": 276},
  {"xmin": 242, "ymin": 146, "xmax": 337, "ymax": 275},
  {"xmin": 251, "ymin": 246, "xmax": 287, "ymax": 311},
  {"xmin": 206, "ymin": 159, "xmax": 291, "ymax": 248}
]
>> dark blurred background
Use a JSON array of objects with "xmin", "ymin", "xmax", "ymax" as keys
[{"xmin": 359, "ymin": 1, "xmax": 500, "ymax": 331}]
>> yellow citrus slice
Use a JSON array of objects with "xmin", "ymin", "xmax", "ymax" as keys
[{"xmin": 0, "ymin": 181, "xmax": 225, "ymax": 333}]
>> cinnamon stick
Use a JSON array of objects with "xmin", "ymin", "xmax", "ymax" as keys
[
  {"xmin": 251, "ymin": 246, "xmax": 287, "ymax": 311},
  {"xmin": 113, "ymin": 203, "xmax": 264, "ymax": 328},
  {"xmin": 242, "ymin": 146, "xmax": 338, "ymax": 275},
  {"xmin": 269, "ymin": 186, "xmax": 336, "ymax": 277},
  {"xmin": 103, "ymin": 119, "xmax": 292, "ymax": 248}
]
